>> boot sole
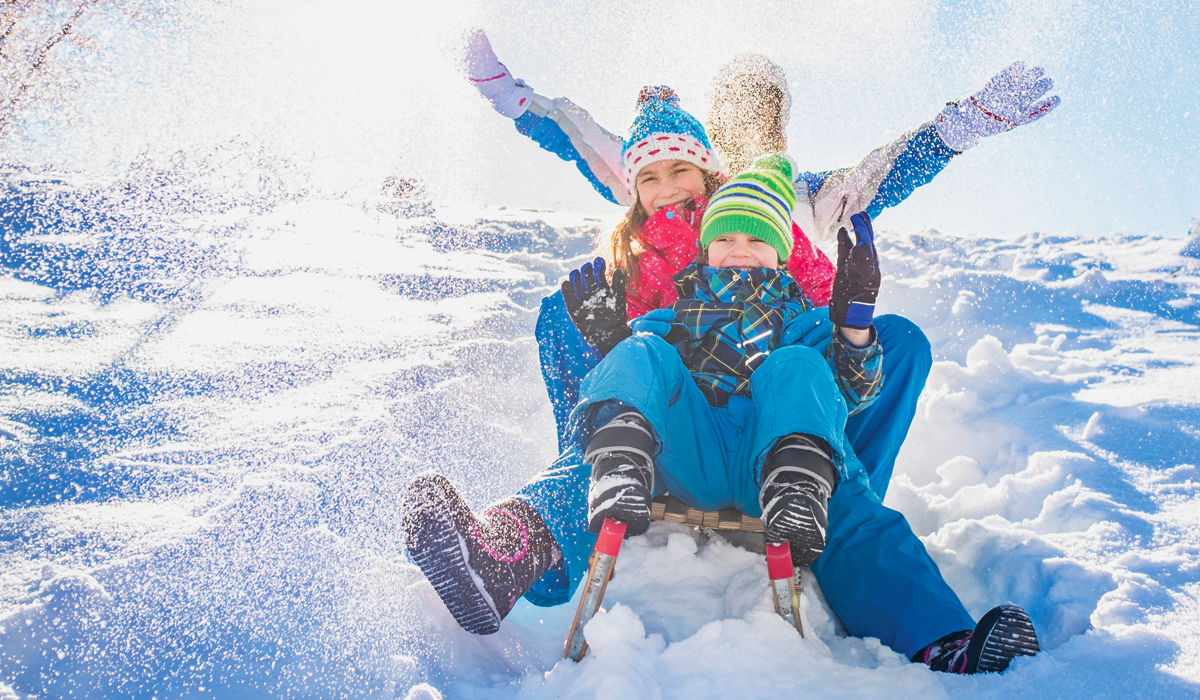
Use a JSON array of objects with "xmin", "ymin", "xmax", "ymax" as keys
[
  {"xmin": 968, "ymin": 604, "xmax": 1040, "ymax": 673},
  {"xmin": 403, "ymin": 475, "xmax": 502, "ymax": 635}
]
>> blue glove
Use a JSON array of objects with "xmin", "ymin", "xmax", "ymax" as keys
[
  {"xmin": 782, "ymin": 307, "xmax": 834, "ymax": 351},
  {"xmin": 629, "ymin": 308, "xmax": 677, "ymax": 337}
]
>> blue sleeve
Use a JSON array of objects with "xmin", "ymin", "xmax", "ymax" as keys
[
  {"xmin": 535, "ymin": 291, "xmax": 601, "ymax": 452},
  {"xmin": 515, "ymin": 110, "xmax": 623, "ymax": 206},
  {"xmin": 864, "ymin": 123, "xmax": 956, "ymax": 219},
  {"xmin": 798, "ymin": 122, "xmax": 957, "ymax": 226},
  {"xmin": 827, "ymin": 330, "xmax": 883, "ymax": 417}
]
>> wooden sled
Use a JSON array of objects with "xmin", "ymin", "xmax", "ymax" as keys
[{"xmin": 563, "ymin": 495, "xmax": 806, "ymax": 661}]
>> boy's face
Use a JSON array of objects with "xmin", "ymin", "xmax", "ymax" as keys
[{"xmin": 706, "ymin": 233, "xmax": 779, "ymax": 270}]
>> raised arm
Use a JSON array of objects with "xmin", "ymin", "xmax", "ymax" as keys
[
  {"xmin": 462, "ymin": 29, "xmax": 630, "ymax": 206},
  {"xmin": 796, "ymin": 62, "xmax": 1060, "ymax": 241},
  {"xmin": 783, "ymin": 213, "xmax": 884, "ymax": 415}
]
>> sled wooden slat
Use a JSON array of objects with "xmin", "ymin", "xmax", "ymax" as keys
[{"xmin": 650, "ymin": 495, "xmax": 763, "ymax": 532}]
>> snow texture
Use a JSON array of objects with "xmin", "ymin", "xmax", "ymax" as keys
[{"xmin": 1, "ymin": 168, "xmax": 1199, "ymax": 699}]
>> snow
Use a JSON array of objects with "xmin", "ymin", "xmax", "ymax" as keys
[{"xmin": 1, "ymin": 171, "xmax": 1199, "ymax": 699}]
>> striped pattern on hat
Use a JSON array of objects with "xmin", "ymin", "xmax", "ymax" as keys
[{"xmin": 700, "ymin": 153, "xmax": 796, "ymax": 261}]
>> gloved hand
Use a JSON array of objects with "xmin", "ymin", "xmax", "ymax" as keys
[
  {"xmin": 561, "ymin": 257, "xmax": 632, "ymax": 356},
  {"xmin": 934, "ymin": 61, "xmax": 1061, "ymax": 152},
  {"xmin": 462, "ymin": 29, "xmax": 534, "ymax": 118},
  {"xmin": 782, "ymin": 308, "xmax": 834, "ymax": 348},
  {"xmin": 629, "ymin": 308, "xmax": 676, "ymax": 337},
  {"xmin": 829, "ymin": 213, "xmax": 880, "ymax": 330}
]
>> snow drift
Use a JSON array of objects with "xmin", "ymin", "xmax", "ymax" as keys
[{"xmin": 1, "ymin": 168, "xmax": 1199, "ymax": 698}]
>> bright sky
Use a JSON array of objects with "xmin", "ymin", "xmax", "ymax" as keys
[
  {"xmin": 320, "ymin": 0, "xmax": 1200, "ymax": 238},
  {"xmin": 21, "ymin": 0, "xmax": 1200, "ymax": 239}
]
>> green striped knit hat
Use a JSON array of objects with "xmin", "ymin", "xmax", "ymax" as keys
[{"xmin": 699, "ymin": 153, "xmax": 795, "ymax": 261}]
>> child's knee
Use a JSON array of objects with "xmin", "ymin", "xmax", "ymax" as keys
[
  {"xmin": 608, "ymin": 332, "xmax": 677, "ymax": 363},
  {"xmin": 875, "ymin": 314, "xmax": 932, "ymax": 368},
  {"xmin": 760, "ymin": 344, "xmax": 827, "ymax": 374}
]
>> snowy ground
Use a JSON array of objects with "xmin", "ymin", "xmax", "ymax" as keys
[{"xmin": 1, "ymin": 168, "xmax": 1199, "ymax": 699}]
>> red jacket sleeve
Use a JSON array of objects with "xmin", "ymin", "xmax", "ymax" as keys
[{"xmin": 787, "ymin": 221, "xmax": 836, "ymax": 307}]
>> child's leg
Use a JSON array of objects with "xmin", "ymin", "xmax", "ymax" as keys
[
  {"xmin": 736, "ymin": 344, "xmax": 851, "ymax": 515},
  {"xmin": 734, "ymin": 345, "xmax": 850, "ymax": 562},
  {"xmin": 812, "ymin": 449, "xmax": 976, "ymax": 658},
  {"xmin": 843, "ymin": 314, "xmax": 932, "ymax": 500},
  {"xmin": 571, "ymin": 334, "xmax": 737, "ymax": 512},
  {"xmin": 513, "ymin": 445, "xmax": 596, "ymax": 607}
]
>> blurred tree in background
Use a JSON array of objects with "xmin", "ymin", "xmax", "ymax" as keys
[{"xmin": 0, "ymin": 0, "xmax": 214, "ymax": 139}]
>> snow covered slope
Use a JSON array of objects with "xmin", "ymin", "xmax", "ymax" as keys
[{"xmin": 1, "ymin": 170, "xmax": 1198, "ymax": 699}]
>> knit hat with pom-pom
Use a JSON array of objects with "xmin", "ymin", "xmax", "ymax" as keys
[
  {"xmin": 622, "ymin": 86, "xmax": 722, "ymax": 195},
  {"xmin": 700, "ymin": 153, "xmax": 796, "ymax": 261},
  {"xmin": 708, "ymin": 53, "xmax": 791, "ymax": 130}
]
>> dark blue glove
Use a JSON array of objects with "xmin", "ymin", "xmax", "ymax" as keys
[
  {"xmin": 561, "ymin": 257, "xmax": 632, "ymax": 356},
  {"xmin": 829, "ymin": 212, "xmax": 880, "ymax": 330}
]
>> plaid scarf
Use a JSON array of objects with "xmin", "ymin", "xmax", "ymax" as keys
[{"xmin": 669, "ymin": 263, "xmax": 812, "ymax": 406}]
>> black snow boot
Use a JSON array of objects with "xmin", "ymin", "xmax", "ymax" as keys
[
  {"xmin": 758, "ymin": 434, "xmax": 838, "ymax": 567},
  {"xmin": 584, "ymin": 410, "xmax": 657, "ymax": 537},
  {"xmin": 401, "ymin": 473, "xmax": 561, "ymax": 635},
  {"xmin": 913, "ymin": 604, "xmax": 1040, "ymax": 674}
]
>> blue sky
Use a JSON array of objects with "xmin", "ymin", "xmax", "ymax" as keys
[
  {"xmin": 456, "ymin": 0, "xmax": 1199, "ymax": 237},
  {"xmin": 18, "ymin": 0, "xmax": 1199, "ymax": 239}
]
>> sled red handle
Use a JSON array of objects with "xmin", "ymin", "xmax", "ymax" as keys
[
  {"xmin": 595, "ymin": 517, "xmax": 627, "ymax": 556},
  {"xmin": 766, "ymin": 541, "xmax": 793, "ymax": 580},
  {"xmin": 564, "ymin": 517, "xmax": 627, "ymax": 661},
  {"xmin": 766, "ymin": 541, "xmax": 805, "ymax": 637}
]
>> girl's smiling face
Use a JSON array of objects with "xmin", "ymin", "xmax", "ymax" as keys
[
  {"xmin": 706, "ymin": 232, "xmax": 779, "ymax": 270},
  {"xmin": 635, "ymin": 160, "xmax": 706, "ymax": 215}
]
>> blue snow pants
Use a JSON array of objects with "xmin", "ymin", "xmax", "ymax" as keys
[
  {"xmin": 514, "ymin": 292, "xmax": 972, "ymax": 657},
  {"xmin": 573, "ymin": 335, "xmax": 851, "ymax": 517}
]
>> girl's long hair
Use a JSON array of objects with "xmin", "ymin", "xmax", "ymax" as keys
[{"xmin": 600, "ymin": 169, "xmax": 724, "ymax": 287}]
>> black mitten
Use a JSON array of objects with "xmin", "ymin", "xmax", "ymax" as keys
[
  {"xmin": 561, "ymin": 257, "xmax": 633, "ymax": 356},
  {"xmin": 829, "ymin": 212, "xmax": 881, "ymax": 330}
]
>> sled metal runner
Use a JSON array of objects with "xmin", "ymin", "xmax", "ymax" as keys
[
  {"xmin": 565, "ymin": 498, "xmax": 806, "ymax": 662},
  {"xmin": 766, "ymin": 541, "xmax": 804, "ymax": 637},
  {"xmin": 563, "ymin": 517, "xmax": 625, "ymax": 661}
]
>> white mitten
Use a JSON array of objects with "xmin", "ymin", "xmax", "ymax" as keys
[
  {"xmin": 462, "ymin": 29, "xmax": 534, "ymax": 119},
  {"xmin": 934, "ymin": 61, "xmax": 1061, "ymax": 151}
]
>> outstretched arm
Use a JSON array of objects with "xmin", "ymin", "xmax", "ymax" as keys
[
  {"xmin": 797, "ymin": 62, "xmax": 1060, "ymax": 241},
  {"xmin": 797, "ymin": 124, "xmax": 955, "ymax": 242},
  {"xmin": 462, "ymin": 29, "xmax": 630, "ymax": 206}
]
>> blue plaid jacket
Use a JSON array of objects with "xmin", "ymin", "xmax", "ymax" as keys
[{"xmin": 667, "ymin": 263, "xmax": 883, "ymax": 413}]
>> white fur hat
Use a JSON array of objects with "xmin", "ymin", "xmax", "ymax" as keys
[{"xmin": 708, "ymin": 53, "xmax": 792, "ymax": 130}]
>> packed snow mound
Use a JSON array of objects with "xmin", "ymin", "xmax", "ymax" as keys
[
  {"xmin": 2, "ymin": 176, "xmax": 1200, "ymax": 698},
  {"xmin": 1181, "ymin": 218, "xmax": 1200, "ymax": 258}
]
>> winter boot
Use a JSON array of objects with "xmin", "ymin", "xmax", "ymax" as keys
[
  {"xmin": 401, "ymin": 473, "xmax": 561, "ymax": 635},
  {"xmin": 584, "ymin": 410, "xmax": 657, "ymax": 536},
  {"xmin": 913, "ymin": 604, "xmax": 1040, "ymax": 674},
  {"xmin": 758, "ymin": 434, "xmax": 838, "ymax": 566}
]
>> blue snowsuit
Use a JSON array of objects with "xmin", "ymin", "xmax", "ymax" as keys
[
  {"xmin": 516, "ymin": 295, "xmax": 973, "ymax": 657},
  {"xmin": 505, "ymin": 90, "xmax": 973, "ymax": 655},
  {"xmin": 570, "ymin": 264, "xmax": 879, "ymax": 514}
]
